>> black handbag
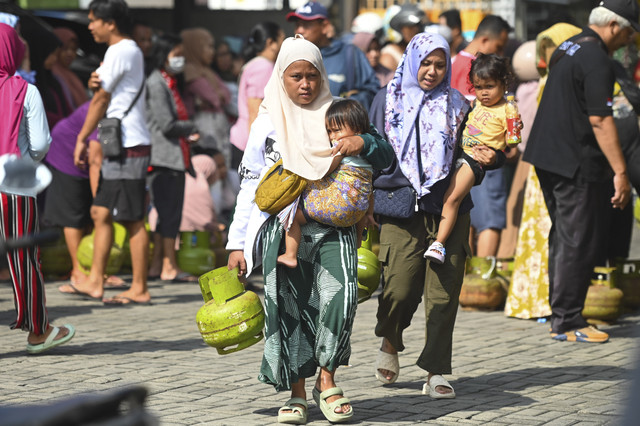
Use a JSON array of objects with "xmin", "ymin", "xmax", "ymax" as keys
[
  {"xmin": 373, "ymin": 116, "xmax": 422, "ymax": 219},
  {"xmin": 98, "ymin": 81, "xmax": 145, "ymax": 158},
  {"xmin": 97, "ymin": 117, "xmax": 123, "ymax": 158},
  {"xmin": 373, "ymin": 186, "xmax": 417, "ymax": 219}
]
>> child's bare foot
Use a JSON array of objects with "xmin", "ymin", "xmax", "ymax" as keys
[{"xmin": 277, "ymin": 254, "xmax": 298, "ymax": 269}]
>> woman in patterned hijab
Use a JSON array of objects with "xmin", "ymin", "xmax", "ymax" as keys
[
  {"xmin": 385, "ymin": 32, "xmax": 468, "ymax": 196},
  {"xmin": 371, "ymin": 33, "xmax": 499, "ymax": 399}
]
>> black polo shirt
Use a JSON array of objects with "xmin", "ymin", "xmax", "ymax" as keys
[{"xmin": 523, "ymin": 27, "xmax": 615, "ymax": 182}]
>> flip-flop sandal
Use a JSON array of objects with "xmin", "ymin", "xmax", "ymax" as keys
[
  {"xmin": 312, "ymin": 386, "xmax": 353, "ymax": 423},
  {"xmin": 374, "ymin": 348, "xmax": 399, "ymax": 384},
  {"xmin": 26, "ymin": 324, "xmax": 75, "ymax": 354},
  {"xmin": 277, "ymin": 397, "xmax": 308, "ymax": 424},
  {"xmin": 422, "ymin": 374, "xmax": 456, "ymax": 399}
]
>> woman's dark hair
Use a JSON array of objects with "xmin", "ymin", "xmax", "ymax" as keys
[
  {"xmin": 148, "ymin": 33, "xmax": 181, "ymax": 72},
  {"xmin": 325, "ymin": 99, "xmax": 370, "ymax": 136},
  {"xmin": 89, "ymin": 0, "xmax": 132, "ymax": 35},
  {"xmin": 468, "ymin": 53, "xmax": 513, "ymax": 92},
  {"xmin": 242, "ymin": 21, "xmax": 281, "ymax": 61}
]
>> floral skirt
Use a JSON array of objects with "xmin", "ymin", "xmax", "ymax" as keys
[{"xmin": 504, "ymin": 167, "xmax": 552, "ymax": 319}]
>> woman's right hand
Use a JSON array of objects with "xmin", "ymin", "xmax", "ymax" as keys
[
  {"xmin": 331, "ymin": 135, "xmax": 365, "ymax": 157},
  {"xmin": 227, "ymin": 250, "xmax": 247, "ymax": 277},
  {"xmin": 472, "ymin": 145, "xmax": 497, "ymax": 167}
]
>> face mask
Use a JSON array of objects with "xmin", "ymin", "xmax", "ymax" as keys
[{"xmin": 166, "ymin": 56, "xmax": 185, "ymax": 74}]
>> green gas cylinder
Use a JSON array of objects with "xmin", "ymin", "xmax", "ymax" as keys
[
  {"xmin": 177, "ymin": 231, "xmax": 216, "ymax": 276},
  {"xmin": 77, "ymin": 222, "xmax": 127, "ymax": 276},
  {"xmin": 196, "ymin": 267, "xmax": 265, "ymax": 355},
  {"xmin": 460, "ymin": 256, "xmax": 508, "ymax": 310},
  {"xmin": 357, "ymin": 228, "xmax": 381, "ymax": 303},
  {"xmin": 583, "ymin": 266, "xmax": 624, "ymax": 322}
]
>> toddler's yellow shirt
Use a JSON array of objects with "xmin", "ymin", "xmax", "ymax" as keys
[{"xmin": 461, "ymin": 101, "xmax": 508, "ymax": 157}]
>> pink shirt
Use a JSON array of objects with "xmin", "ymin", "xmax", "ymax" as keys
[{"xmin": 229, "ymin": 56, "xmax": 274, "ymax": 151}]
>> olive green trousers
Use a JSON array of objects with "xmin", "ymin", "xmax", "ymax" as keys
[{"xmin": 375, "ymin": 211, "xmax": 470, "ymax": 375}]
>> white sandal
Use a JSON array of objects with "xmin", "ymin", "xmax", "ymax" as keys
[
  {"xmin": 374, "ymin": 349, "xmax": 399, "ymax": 384},
  {"xmin": 422, "ymin": 374, "xmax": 456, "ymax": 399},
  {"xmin": 277, "ymin": 397, "xmax": 308, "ymax": 424}
]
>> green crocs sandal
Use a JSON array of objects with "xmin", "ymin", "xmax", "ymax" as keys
[
  {"xmin": 312, "ymin": 386, "xmax": 353, "ymax": 423},
  {"xmin": 26, "ymin": 324, "xmax": 75, "ymax": 355},
  {"xmin": 277, "ymin": 397, "xmax": 308, "ymax": 424}
]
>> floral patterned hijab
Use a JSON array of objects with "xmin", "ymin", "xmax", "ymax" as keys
[{"xmin": 385, "ymin": 33, "xmax": 469, "ymax": 196}]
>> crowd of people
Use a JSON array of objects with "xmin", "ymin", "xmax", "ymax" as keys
[{"xmin": 1, "ymin": 0, "xmax": 639, "ymax": 423}]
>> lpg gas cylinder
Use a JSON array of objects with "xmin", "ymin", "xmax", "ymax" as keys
[
  {"xmin": 583, "ymin": 266, "xmax": 624, "ymax": 322},
  {"xmin": 459, "ymin": 256, "xmax": 508, "ymax": 310},
  {"xmin": 357, "ymin": 228, "xmax": 381, "ymax": 303},
  {"xmin": 196, "ymin": 267, "xmax": 265, "ymax": 355},
  {"xmin": 77, "ymin": 222, "xmax": 127, "ymax": 276},
  {"xmin": 177, "ymin": 231, "xmax": 216, "ymax": 276}
]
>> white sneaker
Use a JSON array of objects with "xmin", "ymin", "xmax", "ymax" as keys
[{"xmin": 424, "ymin": 242, "xmax": 445, "ymax": 264}]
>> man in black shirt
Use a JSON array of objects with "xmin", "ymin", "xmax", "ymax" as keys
[{"xmin": 523, "ymin": 0, "xmax": 638, "ymax": 343}]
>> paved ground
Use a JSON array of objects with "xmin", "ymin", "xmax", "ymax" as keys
[
  {"xmin": 1, "ymin": 263, "xmax": 638, "ymax": 425},
  {"xmin": 2, "ymin": 224, "xmax": 640, "ymax": 424}
]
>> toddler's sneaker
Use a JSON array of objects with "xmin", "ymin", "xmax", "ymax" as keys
[{"xmin": 424, "ymin": 242, "xmax": 445, "ymax": 264}]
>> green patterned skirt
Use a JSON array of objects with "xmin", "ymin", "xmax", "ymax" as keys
[{"xmin": 258, "ymin": 216, "xmax": 358, "ymax": 391}]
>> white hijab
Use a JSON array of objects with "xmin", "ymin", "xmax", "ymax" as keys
[{"xmin": 259, "ymin": 35, "xmax": 335, "ymax": 180}]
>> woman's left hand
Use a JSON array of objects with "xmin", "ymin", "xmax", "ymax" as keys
[
  {"xmin": 472, "ymin": 145, "xmax": 497, "ymax": 167},
  {"xmin": 331, "ymin": 135, "xmax": 364, "ymax": 157}
]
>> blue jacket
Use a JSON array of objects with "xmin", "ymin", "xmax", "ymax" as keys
[{"xmin": 320, "ymin": 38, "xmax": 380, "ymax": 112}]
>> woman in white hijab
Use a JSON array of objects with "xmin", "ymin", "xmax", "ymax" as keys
[{"xmin": 226, "ymin": 35, "xmax": 392, "ymax": 424}]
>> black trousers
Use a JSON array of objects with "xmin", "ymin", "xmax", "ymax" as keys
[
  {"xmin": 536, "ymin": 168, "xmax": 611, "ymax": 334},
  {"xmin": 150, "ymin": 168, "xmax": 185, "ymax": 238}
]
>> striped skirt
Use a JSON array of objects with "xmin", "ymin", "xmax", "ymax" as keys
[{"xmin": 258, "ymin": 216, "xmax": 358, "ymax": 391}]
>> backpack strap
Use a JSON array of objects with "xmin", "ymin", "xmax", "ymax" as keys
[{"xmin": 548, "ymin": 36, "xmax": 601, "ymax": 69}]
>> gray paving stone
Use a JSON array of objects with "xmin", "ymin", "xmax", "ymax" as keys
[{"xmin": 1, "ymin": 273, "xmax": 639, "ymax": 424}]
